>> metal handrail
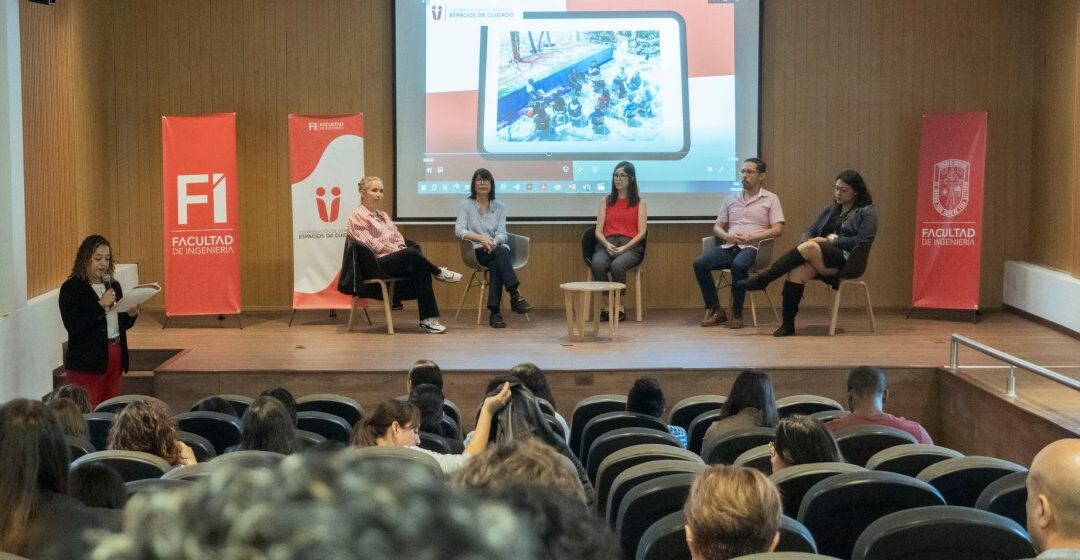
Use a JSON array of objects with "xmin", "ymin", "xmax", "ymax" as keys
[{"xmin": 949, "ymin": 333, "xmax": 1080, "ymax": 397}]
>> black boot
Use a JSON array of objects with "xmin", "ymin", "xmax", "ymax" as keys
[
  {"xmin": 741, "ymin": 249, "xmax": 806, "ymax": 291},
  {"xmin": 773, "ymin": 281, "xmax": 804, "ymax": 336}
]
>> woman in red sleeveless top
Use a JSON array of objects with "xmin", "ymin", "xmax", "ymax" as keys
[{"xmin": 590, "ymin": 161, "xmax": 648, "ymax": 321}]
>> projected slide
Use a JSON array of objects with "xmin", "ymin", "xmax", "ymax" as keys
[{"xmin": 395, "ymin": 1, "xmax": 760, "ymax": 220}]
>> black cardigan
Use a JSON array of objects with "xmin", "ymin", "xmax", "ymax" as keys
[{"xmin": 59, "ymin": 276, "xmax": 137, "ymax": 373}]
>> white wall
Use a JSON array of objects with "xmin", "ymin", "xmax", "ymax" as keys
[{"xmin": 1003, "ymin": 261, "xmax": 1080, "ymax": 334}]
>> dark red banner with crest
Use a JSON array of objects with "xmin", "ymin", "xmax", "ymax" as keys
[{"xmin": 912, "ymin": 112, "xmax": 987, "ymax": 310}]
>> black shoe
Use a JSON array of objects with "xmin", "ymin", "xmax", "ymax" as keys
[
  {"xmin": 618, "ymin": 310, "xmax": 626, "ymax": 322},
  {"xmin": 600, "ymin": 309, "xmax": 609, "ymax": 321},
  {"xmin": 489, "ymin": 311, "xmax": 506, "ymax": 328},
  {"xmin": 773, "ymin": 322, "xmax": 796, "ymax": 337},
  {"xmin": 510, "ymin": 295, "xmax": 533, "ymax": 314},
  {"xmin": 391, "ymin": 302, "xmax": 404, "ymax": 311},
  {"xmin": 739, "ymin": 273, "xmax": 770, "ymax": 292}
]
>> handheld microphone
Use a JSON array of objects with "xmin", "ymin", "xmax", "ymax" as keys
[{"xmin": 102, "ymin": 273, "xmax": 113, "ymax": 289}]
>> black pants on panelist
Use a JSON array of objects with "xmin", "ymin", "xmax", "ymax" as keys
[
  {"xmin": 377, "ymin": 248, "xmax": 440, "ymax": 320},
  {"xmin": 475, "ymin": 244, "xmax": 519, "ymax": 311}
]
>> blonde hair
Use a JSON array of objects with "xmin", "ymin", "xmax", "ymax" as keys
[
  {"xmin": 452, "ymin": 438, "xmax": 587, "ymax": 503},
  {"xmin": 359, "ymin": 176, "xmax": 383, "ymax": 193},
  {"xmin": 684, "ymin": 465, "xmax": 781, "ymax": 560}
]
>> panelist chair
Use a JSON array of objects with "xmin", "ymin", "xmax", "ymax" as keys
[
  {"xmin": 582, "ymin": 227, "xmax": 646, "ymax": 321},
  {"xmin": 337, "ymin": 238, "xmax": 411, "ymax": 335},
  {"xmin": 454, "ymin": 233, "xmax": 530, "ymax": 324},
  {"xmin": 823, "ymin": 241, "xmax": 877, "ymax": 335},
  {"xmin": 701, "ymin": 236, "xmax": 780, "ymax": 326}
]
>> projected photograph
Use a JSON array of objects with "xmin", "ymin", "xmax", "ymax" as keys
[{"xmin": 493, "ymin": 29, "xmax": 664, "ymax": 144}]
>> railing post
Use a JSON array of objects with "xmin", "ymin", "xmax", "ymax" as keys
[
  {"xmin": 1007, "ymin": 365, "xmax": 1017, "ymax": 398},
  {"xmin": 949, "ymin": 339, "xmax": 959, "ymax": 370}
]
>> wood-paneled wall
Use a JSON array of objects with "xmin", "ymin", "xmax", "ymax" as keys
[
  {"xmin": 1032, "ymin": 0, "xmax": 1080, "ymax": 278},
  {"xmin": 24, "ymin": 1, "xmax": 1068, "ymax": 310}
]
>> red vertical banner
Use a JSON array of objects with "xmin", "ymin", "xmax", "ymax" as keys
[
  {"xmin": 912, "ymin": 112, "xmax": 987, "ymax": 310},
  {"xmin": 162, "ymin": 114, "xmax": 241, "ymax": 316},
  {"xmin": 288, "ymin": 114, "xmax": 364, "ymax": 309}
]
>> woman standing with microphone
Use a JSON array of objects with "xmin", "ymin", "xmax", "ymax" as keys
[{"xmin": 58, "ymin": 235, "xmax": 139, "ymax": 407}]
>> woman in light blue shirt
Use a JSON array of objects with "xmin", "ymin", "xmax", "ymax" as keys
[{"xmin": 455, "ymin": 168, "xmax": 533, "ymax": 328}]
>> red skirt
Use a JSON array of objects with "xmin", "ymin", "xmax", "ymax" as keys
[{"xmin": 65, "ymin": 340, "xmax": 122, "ymax": 408}]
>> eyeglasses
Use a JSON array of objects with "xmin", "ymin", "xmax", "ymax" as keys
[{"xmin": 613, "ymin": 173, "xmax": 629, "ymax": 178}]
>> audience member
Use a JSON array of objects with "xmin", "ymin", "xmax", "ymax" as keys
[
  {"xmin": 237, "ymin": 395, "xmax": 296, "ymax": 455},
  {"xmin": 702, "ymin": 369, "xmax": 779, "ymax": 454},
  {"xmin": 684, "ymin": 465, "xmax": 781, "ymax": 560},
  {"xmin": 68, "ymin": 463, "xmax": 126, "ymax": 509},
  {"xmin": 91, "ymin": 449, "xmax": 536, "ymax": 559},
  {"xmin": 510, "ymin": 362, "xmax": 569, "ymax": 438},
  {"xmin": 826, "ymin": 366, "xmax": 932, "ymax": 444},
  {"xmin": 770, "ymin": 415, "xmax": 843, "ymax": 472},
  {"xmin": 46, "ymin": 384, "xmax": 92, "ymax": 414},
  {"xmin": 351, "ymin": 383, "xmax": 510, "ymax": 474},
  {"xmin": 409, "ymin": 383, "xmax": 464, "ymax": 453},
  {"xmin": 487, "ymin": 485, "xmax": 621, "ymax": 560},
  {"xmin": 107, "ymin": 400, "xmax": 196, "ymax": 468},
  {"xmin": 191, "ymin": 396, "xmax": 239, "ymax": 417},
  {"xmin": 453, "ymin": 438, "xmax": 587, "ymax": 503},
  {"xmin": 406, "ymin": 359, "xmax": 444, "ymax": 391},
  {"xmin": 1027, "ymin": 439, "xmax": 1080, "ymax": 557},
  {"xmin": 627, "ymin": 377, "xmax": 688, "ymax": 448},
  {"xmin": 259, "ymin": 386, "xmax": 297, "ymax": 426},
  {"xmin": 46, "ymin": 397, "xmax": 90, "ymax": 440},
  {"xmin": 0, "ymin": 399, "xmax": 120, "ymax": 559}
]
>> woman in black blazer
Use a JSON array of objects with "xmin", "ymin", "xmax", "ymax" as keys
[
  {"xmin": 58, "ymin": 235, "xmax": 138, "ymax": 407},
  {"xmin": 740, "ymin": 170, "xmax": 877, "ymax": 336}
]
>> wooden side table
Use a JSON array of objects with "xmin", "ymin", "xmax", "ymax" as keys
[{"xmin": 559, "ymin": 281, "xmax": 625, "ymax": 341}]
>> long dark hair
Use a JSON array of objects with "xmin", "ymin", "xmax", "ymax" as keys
[
  {"xmin": 509, "ymin": 363, "xmax": 556, "ymax": 409},
  {"xmin": 69, "ymin": 234, "xmax": 113, "ymax": 281},
  {"xmin": 0, "ymin": 399, "xmax": 70, "ymax": 554},
  {"xmin": 607, "ymin": 161, "xmax": 641, "ymax": 207},
  {"xmin": 720, "ymin": 369, "xmax": 779, "ymax": 428},
  {"xmin": 773, "ymin": 415, "xmax": 843, "ymax": 466},
  {"xmin": 836, "ymin": 169, "xmax": 872, "ymax": 207},
  {"xmin": 239, "ymin": 396, "xmax": 296, "ymax": 455},
  {"xmin": 469, "ymin": 168, "xmax": 496, "ymax": 201},
  {"xmin": 352, "ymin": 399, "xmax": 419, "ymax": 447}
]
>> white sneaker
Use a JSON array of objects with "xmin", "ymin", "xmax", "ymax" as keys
[
  {"xmin": 435, "ymin": 267, "xmax": 462, "ymax": 283},
  {"xmin": 419, "ymin": 317, "xmax": 447, "ymax": 333}
]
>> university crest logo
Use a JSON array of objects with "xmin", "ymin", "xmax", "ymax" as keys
[{"xmin": 932, "ymin": 159, "xmax": 970, "ymax": 218}]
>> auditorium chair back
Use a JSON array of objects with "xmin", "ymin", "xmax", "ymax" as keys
[
  {"xmin": 686, "ymin": 409, "xmax": 725, "ymax": 454},
  {"xmin": 95, "ymin": 394, "xmax": 168, "ymax": 415},
  {"xmin": 616, "ymin": 472, "xmax": 696, "ymax": 560},
  {"xmin": 974, "ymin": 470, "xmax": 1028, "ymax": 528},
  {"xmin": 850, "ymin": 506, "xmax": 1035, "ymax": 560},
  {"xmin": 295, "ymin": 393, "xmax": 363, "ymax": 426},
  {"xmin": 778, "ymin": 515, "xmax": 818, "ymax": 554},
  {"xmin": 864, "ymin": 443, "xmax": 963, "ymax": 478},
  {"xmin": 65, "ymin": 434, "xmax": 96, "ymax": 461},
  {"xmin": 84, "ymin": 411, "xmax": 115, "ymax": 451},
  {"xmin": 734, "ymin": 443, "xmax": 773, "ymax": 474},
  {"xmin": 701, "ymin": 426, "xmax": 776, "ymax": 465},
  {"xmin": 833, "ymin": 424, "xmax": 918, "ymax": 467},
  {"xmin": 297, "ymin": 410, "xmax": 353, "ymax": 443},
  {"xmin": 578, "ymin": 411, "xmax": 668, "ymax": 461},
  {"xmin": 175, "ymin": 430, "xmax": 217, "ymax": 462},
  {"xmin": 595, "ymin": 444, "xmax": 703, "ymax": 515},
  {"xmin": 776, "ymin": 395, "xmax": 844, "ymax": 418},
  {"xmin": 72, "ymin": 450, "xmax": 172, "ymax": 482},
  {"xmin": 769, "ymin": 462, "xmax": 866, "ymax": 518},
  {"xmin": 346, "ymin": 446, "xmax": 444, "ymax": 479},
  {"xmin": 916, "ymin": 455, "xmax": 1027, "ymax": 508},
  {"xmin": 569, "ymin": 395, "xmax": 629, "ymax": 457},
  {"xmin": 190, "ymin": 394, "xmax": 253, "ymax": 417},
  {"xmin": 586, "ymin": 426, "xmax": 681, "ymax": 483},
  {"xmin": 667, "ymin": 394, "xmax": 726, "ymax": 431},
  {"xmin": 607, "ymin": 460, "xmax": 707, "ymax": 526},
  {"xmin": 635, "ymin": 510, "xmax": 688, "ymax": 560}
]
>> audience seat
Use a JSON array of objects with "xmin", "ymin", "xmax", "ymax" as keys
[
  {"xmin": 776, "ymin": 395, "xmax": 844, "ymax": 418},
  {"xmin": 569, "ymin": 395, "xmax": 629, "ymax": 458},
  {"xmin": 441, "ymin": 414, "xmax": 464, "ymax": 441},
  {"xmin": 175, "ymin": 430, "xmax": 217, "ymax": 462},
  {"xmin": 535, "ymin": 397, "xmax": 556, "ymax": 418},
  {"xmin": 850, "ymin": 505, "xmax": 1036, "ymax": 560},
  {"xmin": 668, "ymin": 395, "xmax": 726, "ymax": 431},
  {"xmin": 635, "ymin": 510, "xmax": 689, "ymax": 560},
  {"xmin": 294, "ymin": 429, "xmax": 328, "ymax": 450},
  {"xmin": 730, "ymin": 554, "xmax": 841, "ymax": 559},
  {"xmin": 295, "ymin": 393, "xmax": 363, "ymax": 426},
  {"xmin": 541, "ymin": 413, "xmax": 565, "ymax": 442},
  {"xmin": 418, "ymin": 431, "xmax": 452, "ymax": 454},
  {"xmin": 616, "ymin": 472, "xmax": 696, "ymax": 559},
  {"xmin": 864, "ymin": 444, "xmax": 963, "ymax": 477},
  {"xmin": 686, "ymin": 409, "xmax": 725, "ymax": 454},
  {"xmin": 810, "ymin": 410, "xmax": 850, "ymax": 424},
  {"xmin": 586, "ymin": 427, "xmax": 681, "ymax": 483},
  {"xmin": 833, "ymin": 424, "xmax": 918, "ymax": 467},
  {"xmin": 84, "ymin": 411, "xmax": 115, "ymax": 451},
  {"xmin": 734, "ymin": 443, "xmax": 772, "ymax": 474},
  {"xmin": 71, "ymin": 450, "xmax": 173, "ymax": 482},
  {"xmin": 174, "ymin": 411, "xmax": 243, "ymax": 455},
  {"xmin": 346, "ymin": 445, "xmax": 444, "ymax": 479},
  {"xmin": 297, "ymin": 410, "xmax": 352, "ymax": 443},
  {"xmin": 701, "ymin": 426, "xmax": 776, "ymax": 465},
  {"xmin": 94, "ymin": 394, "xmax": 168, "ymax": 414},
  {"xmin": 209, "ymin": 450, "xmax": 286, "ymax": 468},
  {"xmin": 769, "ymin": 462, "xmax": 866, "ymax": 518},
  {"xmin": 916, "ymin": 456, "xmax": 1027, "ymax": 508},
  {"xmin": 779, "ymin": 515, "xmax": 818, "ymax": 554},
  {"xmin": 796, "ymin": 470, "xmax": 946, "ymax": 559},
  {"xmin": 595, "ymin": 444, "xmax": 703, "ymax": 515},
  {"xmin": 607, "ymin": 460, "xmax": 707, "ymax": 526},
  {"xmin": 125, "ymin": 478, "xmax": 193, "ymax": 496},
  {"xmin": 578, "ymin": 411, "xmax": 668, "ymax": 461},
  {"xmin": 190, "ymin": 394, "xmax": 253, "ymax": 416},
  {"xmin": 974, "ymin": 470, "xmax": 1028, "ymax": 528},
  {"xmin": 65, "ymin": 434, "xmax": 96, "ymax": 461},
  {"xmin": 161, "ymin": 462, "xmax": 216, "ymax": 481},
  {"xmin": 443, "ymin": 398, "xmax": 462, "ymax": 427}
]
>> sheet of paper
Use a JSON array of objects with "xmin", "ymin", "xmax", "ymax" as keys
[{"xmin": 111, "ymin": 283, "xmax": 161, "ymax": 313}]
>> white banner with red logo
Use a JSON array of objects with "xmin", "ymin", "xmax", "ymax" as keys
[
  {"xmin": 912, "ymin": 112, "xmax": 987, "ymax": 310},
  {"xmin": 288, "ymin": 114, "xmax": 364, "ymax": 309},
  {"xmin": 162, "ymin": 113, "xmax": 241, "ymax": 317}
]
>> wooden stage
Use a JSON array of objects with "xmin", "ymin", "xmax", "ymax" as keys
[{"xmin": 127, "ymin": 307, "xmax": 1080, "ymax": 465}]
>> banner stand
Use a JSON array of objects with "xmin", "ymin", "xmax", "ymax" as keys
[
  {"xmin": 162, "ymin": 313, "xmax": 244, "ymax": 330},
  {"xmin": 287, "ymin": 309, "xmax": 338, "ymax": 327},
  {"xmin": 905, "ymin": 307, "xmax": 979, "ymax": 325}
]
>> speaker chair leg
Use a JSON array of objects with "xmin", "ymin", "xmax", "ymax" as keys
[
  {"xmin": 454, "ymin": 271, "xmax": 478, "ymax": 320},
  {"xmin": 347, "ymin": 296, "xmax": 358, "ymax": 331},
  {"xmin": 749, "ymin": 292, "xmax": 758, "ymax": 327},
  {"xmin": 764, "ymin": 287, "xmax": 780, "ymax": 324},
  {"xmin": 635, "ymin": 268, "xmax": 644, "ymax": 322},
  {"xmin": 476, "ymin": 279, "xmax": 488, "ymax": 325},
  {"xmin": 380, "ymin": 282, "xmax": 395, "ymax": 335},
  {"xmin": 828, "ymin": 282, "xmax": 846, "ymax": 336},
  {"xmin": 859, "ymin": 281, "xmax": 877, "ymax": 332}
]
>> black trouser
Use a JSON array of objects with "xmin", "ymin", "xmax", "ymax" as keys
[
  {"xmin": 475, "ymin": 245, "xmax": 519, "ymax": 311},
  {"xmin": 377, "ymin": 248, "xmax": 440, "ymax": 320}
]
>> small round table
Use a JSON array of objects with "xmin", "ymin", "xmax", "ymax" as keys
[{"xmin": 559, "ymin": 281, "xmax": 625, "ymax": 341}]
